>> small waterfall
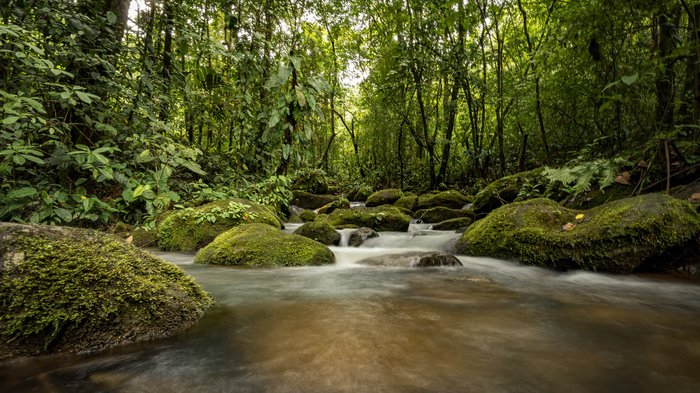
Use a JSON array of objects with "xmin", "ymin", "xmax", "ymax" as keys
[
  {"xmin": 350, "ymin": 201, "xmax": 366, "ymax": 209},
  {"xmin": 337, "ymin": 228, "xmax": 355, "ymax": 247}
]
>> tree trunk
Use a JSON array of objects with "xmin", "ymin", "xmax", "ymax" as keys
[{"xmin": 437, "ymin": 79, "xmax": 459, "ymax": 187}]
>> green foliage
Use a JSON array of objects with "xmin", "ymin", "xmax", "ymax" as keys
[
  {"xmin": 186, "ymin": 201, "xmax": 258, "ymax": 225},
  {"xmin": 543, "ymin": 157, "xmax": 631, "ymax": 196}
]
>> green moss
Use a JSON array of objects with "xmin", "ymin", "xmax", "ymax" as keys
[
  {"xmin": 415, "ymin": 190, "xmax": 470, "ymax": 210},
  {"xmin": 327, "ymin": 206, "xmax": 411, "ymax": 232},
  {"xmin": 131, "ymin": 226, "xmax": 158, "ymax": 247},
  {"xmin": 156, "ymin": 198, "xmax": 281, "ymax": 252},
  {"xmin": 352, "ymin": 185, "xmax": 373, "ymax": 202},
  {"xmin": 293, "ymin": 221, "xmax": 341, "ymax": 245},
  {"xmin": 418, "ymin": 207, "xmax": 474, "ymax": 223},
  {"xmin": 365, "ymin": 189, "xmax": 403, "ymax": 207},
  {"xmin": 432, "ymin": 217, "xmax": 473, "ymax": 231},
  {"xmin": 299, "ymin": 210, "xmax": 317, "ymax": 222},
  {"xmin": 291, "ymin": 191, "xmax": 339, "ymax": 210},
  {"xmin": 0, "ymin": 224, "xmax": 212, "ymax": 359},
  {"xmin": 317, "ymin": 197, "xmax": 350, "ymax": 214},
  {"xmin": 472, "ymin": 168, "xmax": 544, "ymax": 213},
  {"xmin": 194, "ymin": 224, "xmax": 335, "ymax": 267},
  {"xmin": 454, "ymin": 194, "xmax": 700, "ymax": 273},
  {"xmin": 394, "ymin": 195, "xmax": 418, "ymax": 210}
]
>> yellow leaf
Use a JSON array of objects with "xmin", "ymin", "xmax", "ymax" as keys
[
  {"xmin": 243, "ymin": 212, "xmax": 250, "ymax": 221},
  {"xmin": 575, "ymin": 213, "xmax": 585, "ymax": 222}
]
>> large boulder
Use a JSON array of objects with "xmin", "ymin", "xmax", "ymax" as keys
[
  {"xmin": 365, "ymin": 189, "xmax": 403, "ymax": 207},
  {"xmin": 352, "ymin": 185, "xmax": 374, "ymax": 202},
  {"xmin": 417, "ymin": 207, "xmax": 475, "ymax": 223},
  {"xmin": 156, "ymin": 199, "xmax": 282, "ymax": 252},
  {"xmin": 357, "ymin": 251, "xmax": 462, "ymax": 268},
  {"xmin": 394, "ymin": 195, "xmax": 418, "ymax": 211},
  {"xmin": 0, "ymin": 223, "xmax": 212, "ymax": 359},
  {"xmin": 292, "ymin": 170, "xmax": 329, "ymax": 195},
  {"xmin": 291, "ymin": 191, "xmax": 339, "ymax": 210},
  {"xmin": 472, "ymin": 168, "xmax": 544, "ymax": 214},
  {"xmin": 415, "ymin": 190, "xmax": 470, "ymax": 210},
  {"xmin": 327, "ymin": 206, "xmax": 411, "ymax": 232},
  {"xmin": 348, "ymin": 227, "xmax": 379, "ymax": 247},
  {"xmin": 299, "ymin": 209, "xmax": 318, "ymax": 222},
  {"xmin": 293, "ymin": 221, "xmax": 341, "ymax": 246},
  {"xmin": 194, "ymin": 224, "xmax": 335, "ymax": 267},
  {"xmin": 453, "ymin": 194, "xmax": 700, "ymax": 273}
]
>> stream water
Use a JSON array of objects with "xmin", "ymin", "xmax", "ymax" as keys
[{"xmin": 2, "ymin": 225, "xmax": 700, "ymax": 392}]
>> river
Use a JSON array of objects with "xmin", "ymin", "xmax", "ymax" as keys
[{"xmin": 2, "ymin": 224, "xmax": 700, "ymax": 392}]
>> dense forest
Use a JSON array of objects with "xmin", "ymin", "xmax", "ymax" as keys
[{"xmin": 1, "ymin": 0, "xmax": 699, "ymax": 225}]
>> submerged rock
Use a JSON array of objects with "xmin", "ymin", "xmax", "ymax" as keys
[
  {"xmin": 156, "ymin": 199, "xmax": 282, "ymax": 252},
  {"xmin": 365, "ymin": 188, "xmax": 403, "ymax": 207},
  {"xmin": 327, "ymin": 206, "xmax": 411, "ymax": 232},
  {"xmin": 357, "ymin": 251, "xmax": 462, "ymax": 268},
  {"xmin": 453, "ymin": 194, "xmax": 700, "ymax": 274},
  {"xmin": 348, "ymin": 227, "xmax": 379, "ymax": 247},
  {"xmin": 415, "ymin": 190, "xmax": 470, "ymax": 210},
  {"xmin": 417, "ymin": 207, "xmax": 474, "ymax": 223},
  {"xmin": 194, "ymin": 224, "xmax": 335, "ymax": 267},
  {"xmin": 294, "ymin": 221, "xmax": 341, "ymax": 246},
  {"xmin": 291, "ymin": 191, "xmax": 339, "ymax": 210},
  {"xmin": 0, "ymin": 223, "xmax": 213, "ymax": 359}
]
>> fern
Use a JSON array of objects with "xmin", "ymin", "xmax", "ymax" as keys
[{"xmin": 543, "ymin": 157, "xmax": 631, "ymax": 196}]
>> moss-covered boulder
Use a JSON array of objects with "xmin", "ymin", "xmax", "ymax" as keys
[
  {"xmin": 0, "ymin": 223, "xmax": 212, "ymax": 359},
  {"xmin": 348, "ymin": 227, "xmax": 379, "ymax": 247},
  {"xmin": 472, "ymin": 168, "xmax": 545, "ymax": 213},
  {"xmin": 394, "ymin": 195, "xmax": 418, "ymax": 211},
  {"xmin": 292, "ymin": 170, "xmax": 329, "ymax": 195},
  {"xmin": 299, "ymin": 209, "xmax": 318, "ymax": 222},
  {"xmin": 415, "ymin": 190, "xmax": 470, "ymax": 210},
  {"xmin": 432, "ymin": 217, "xmax": 474, "ymax": 231},
  {"xmin": 291, "ymin": 191, "xmax": 339, "ymax": 210},
  {"xmin": 352, "ymin": 185, "xmax": 374, "ymax": 202},
  {"xmin": 327, "ymin": 206, "xmax": 411, "ymax": 232},
  {"xmin": 293, "ymin": 221, "xmax": 341, "ymax": 246},
  {"xmin": 418, "ymin": 207, "xmax": 474, "ymax": 223},
  {"xmin": 194, "ymin": 224, "xmax": 335, "ymax": 267},
  {"xmin": 156, "ymin": 199, "xmax": 282, "ymax": 252},
  {"xmin": 317, "ymin": 198, "xmax": 350, "ymax": 215},
  {"xmin": 130, "ymin": 226, "xmax": 158, "ymax": 247},
  {"xmin": 365, "ymin": 189, "xmax": 403, "ymax": 207},
  {"xmin": 453, "ymin": 194, "xmax": 700, "ymax": 273}
]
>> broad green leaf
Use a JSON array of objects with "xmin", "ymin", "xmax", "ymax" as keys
[
  {"xmin": 75, "ymin": 91, "xmax": 92, "ymax": 104},
  {"xmin": 295, "ymin": 87, "xmax": 307, "ymax": 108},
  {"xmin": 5, "ymin": 187, "xmax": 37, "ymax": 200},
  {"xmin": 55, "ymin": 208, "xmax": 73, "ymax": 222},
  {"xmin": 2, "ymin": 116, "xmax": 20, "ymax": 125},
  {"xmin": 106, "ymin": 11, "xmax": 117, "ymax": 25},
  {"xmin": 621, "ymin": 73, "xmax": 638, "ymax": 85}
]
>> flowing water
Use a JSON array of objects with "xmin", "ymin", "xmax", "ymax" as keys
[{"xmin": 3, "ymin": 225, "xmax": 700, "ymax": 392}]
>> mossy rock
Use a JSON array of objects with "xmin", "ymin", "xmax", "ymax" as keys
[
  {"xmin": 293, "ymin": 221, "xmax": 341, "ymax": 246},
  {"xmin": 366, "ymin": 189, "xmax": 403, "ymax": 207},
  {"xmin": 418, "ymin": 207, "xmax": 475, "ymax": 223},
  {"xmin": 315, "ymin": 213, "xmax": 329, "ymax": 222},
  {"xmin": 352, "ymin": 185, "xmax": 374, "ymax": 202},
  {"xmin": 357, "ymin": 252, "xmax": 462, "ymax": 268},
  {"xmin": 131, "ymin": 226, "xmax": 158, "ymax": 247},
  {"xmin": 299, "ymin": 210, "xmax": 317, "ymax": 222},
  {"xmin": 453, "ymin": 194, "xmax": 700, "ymax": 273},
  {"xmin": 327, "ymin": 206, "xmax": 411, "ymax": 232},
  {"xmin": 194, "ymin": 224, "xmax": 335, "ymax": 267},
  {"xmin": 156, "ymin": 199, "xmax": 282, "ymax": 252},
  {"xmin": 317, "ymin": 198, "xmax": 350, "ymax": 215},
  {"xmin": 394, "ymin": 195, "xmax": 418, "ymax": 210},
  {"xmin": 0, "ymin": 223, "xmax": 212, "ymax": 359},
  {"xmin": 291, "ymin": 191, "xmax": 339, "ymax": 210},
  {"xmin": 472, "ymin": 168, "xmax": 545, "ymax": 214},
  {"xmin": 348, "ymin": 227, "xmax": 379, "ymax": 247},
  {"xmin": 292, "ymin": 170, "xmax": 329, "ymax": 195},
  {"xmin": 415, "ymin": 190, "xmax": 470, "ymax": 210},
  {"xmin": 432, "ymin": 217, "xmax": 474, "ymax": 231}
]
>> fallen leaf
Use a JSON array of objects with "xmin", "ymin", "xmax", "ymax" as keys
[
  {"xmin": 575, "ymin": 213, "xmax": 585, "ymax": 222},
  {"xmin": 126, "ymin": 235, "xmax": 133, "ymax": 244},
  {"xmin": 690, "ymin": 193, "xmax": 700, "ymax": 203},
  {"xmin": 562, "ymin": 222, "xmax": 576, "ymax": 231},
  {"xmin": 615, "ymin": 172, "xmax": 631, "ymax": 185}
]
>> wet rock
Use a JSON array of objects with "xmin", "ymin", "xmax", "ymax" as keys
[
  {"xmin": 454, "ymin": 193, "xmax": 700, "ymax": 274},
  {"xmin": 357, "ymin": 251, "xmax": 462, "ymax": 268},
  {"xmin": 327, "ymin": 206, "xmax": 411, "ymax": 232},
  {"xmin": 156, "ymin": 199, "xmax": 282, "ymax": 252},
  {"xmin": 432, "ymin": 217, "xmax": 474, "ymax": 231},
  {"xmin": 0, "ymin": 223, "xmax": 213, "ymax": 360},
  {"xmin": 415, "ymin": 190, "xmax": 470, "ymax": 210},
  {"xmin": 291, "ymin": 191, "xmax": 339, "ymax": 210},
  {"xmin": 418, "ymin": 207, "xmax": 475, "ymax": 223},
  {"xmin": 195, "ymin": 223, "xmax": 335, "ymax": 267},
  {"xmin": 365, "ymin": 188, "xmax": 403, "ymax": 207},
  {"xmin": 348, "ymin": 227, "xmax": 379, "ymax": 247},
  {"xmin": 294, "ymin": 221, "xmax": 341, "ymax": 246}
]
